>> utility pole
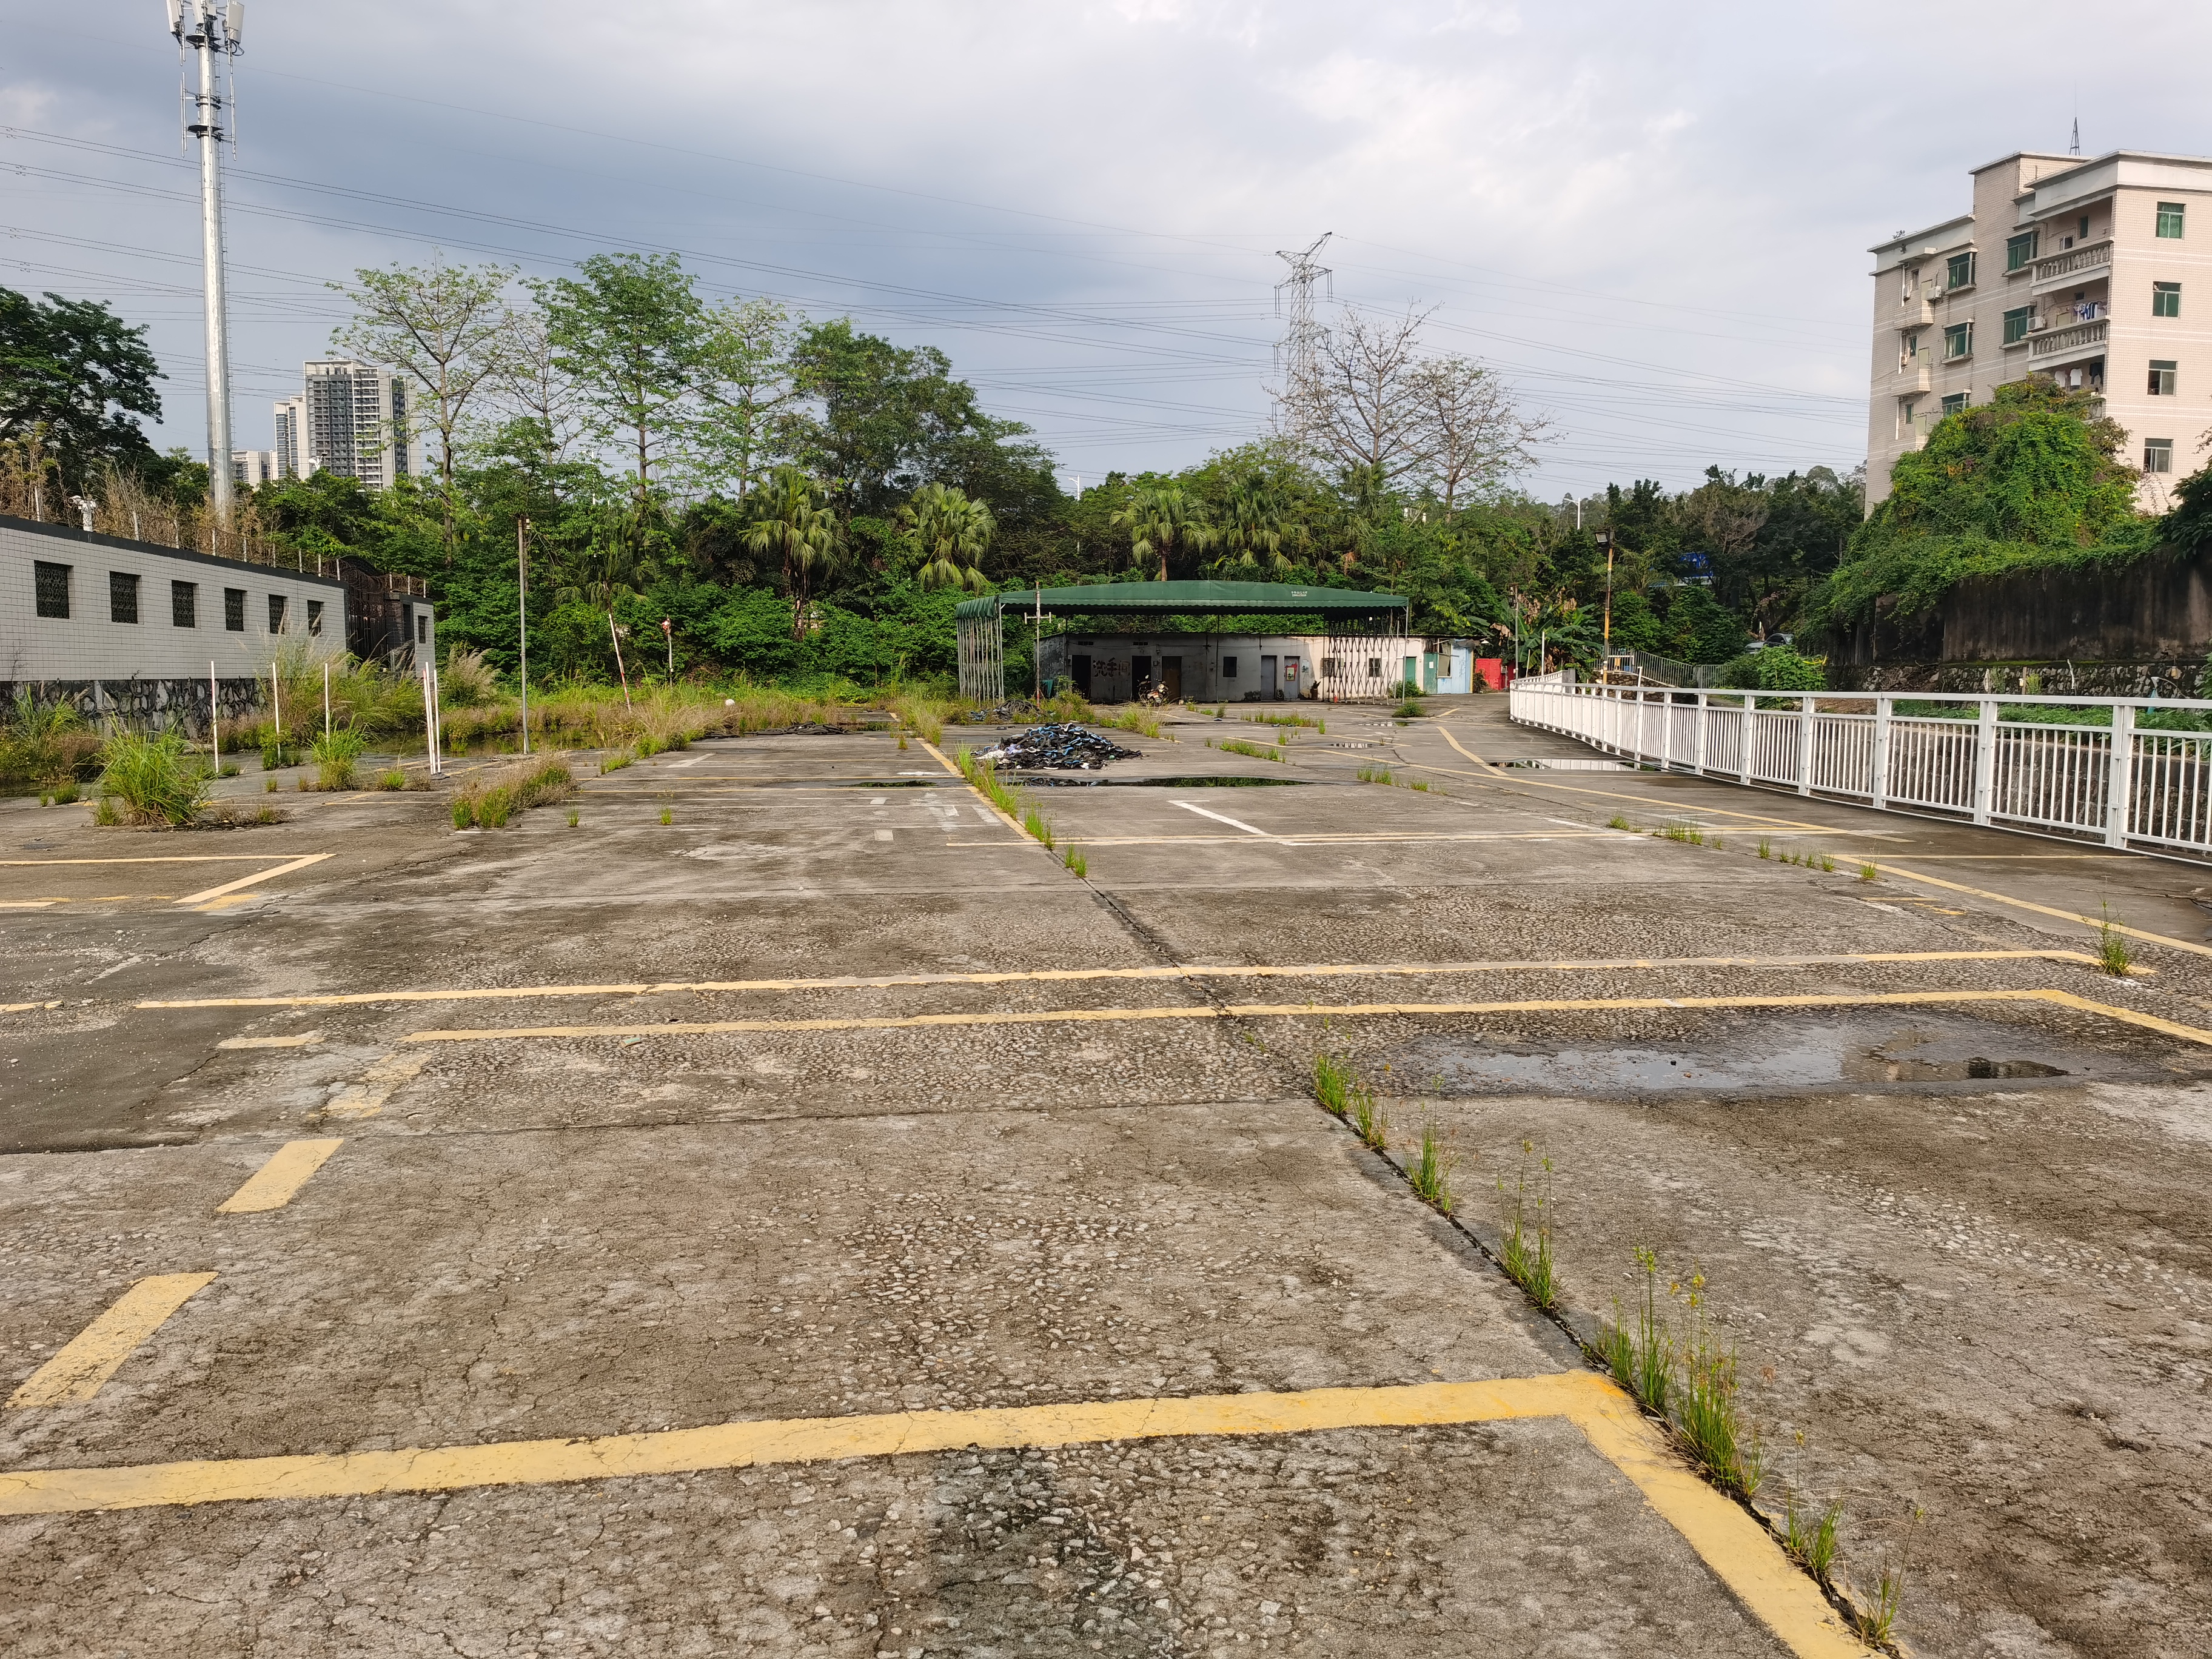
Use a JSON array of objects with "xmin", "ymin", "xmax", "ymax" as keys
[
  {"xmin": 517, "ymin": 515, "xmax": 530, "ymax": 756},
  {"xmin": 170, "ymin": 1, "xmax": 244, "ymax": 528},
  {"xmin": 1273, "ymin": 233, "xmax": 1333, "ymax": 443},
  {"xmin": 1597, "ymin": 529, "xmax": 1617, "ymax": 682}
]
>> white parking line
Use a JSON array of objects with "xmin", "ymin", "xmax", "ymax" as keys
[{"xmin": 1171, "ymin": 800, "xmax": 1275, "ymax": 838}]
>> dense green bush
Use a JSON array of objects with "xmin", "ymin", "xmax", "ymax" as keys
[
  {"xmin": 97, "ymin": 731, "xmax": 209, "ymax": 826},
  {"xmin": 1717, "ymin": 646, "xmax": 1824, "ymax": 691}
]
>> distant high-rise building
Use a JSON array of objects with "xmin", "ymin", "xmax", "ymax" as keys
[
  {"xmin": 232, "ymin": 450, "xmax": 280, "ymax": 488},
  {"xmin": 269, "ymin": 360, "xmax": 422, "ymax": 489},
  {"xmin": 1869, "ymin": 149, "xmax": 2212, "ymax": 512}
]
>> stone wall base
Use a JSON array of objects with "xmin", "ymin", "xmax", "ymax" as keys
[{"xmin": 2, "ymin": 678, "xmax": 264, "ymax": 738}]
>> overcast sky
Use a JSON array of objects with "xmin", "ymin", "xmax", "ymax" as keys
[{"xmin": 8, "ymin": 2, "xmax": 2207, "ymax": 500}]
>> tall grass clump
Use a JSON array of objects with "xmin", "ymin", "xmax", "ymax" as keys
[
  {"xmin": 1498, "ymin": 1141, "xmax": 1558, "ymax": 1311},
  {"xmin": 1674, "ymin": 1267, "xmax": 1761, "ymax": 1496},
  {"xmin": 452, "ymin": 756, "xmax": 576, "ymax": 830},
  {"xmin": 96, "ymin": 729, "xmax": 210, "ymax": 826},
  {"xmin": 306, "ymin": 728, "xmax": 367, "ymax": 791},
  {"xmin": 1349, "ymin": 1082, "xmax": 1389, "ymax": 1151},
  {"xmin": 1062, "ymin": 846, "xmax": 1087, "ymax": 878},
  {"xmin": 1, "ymin": 689, "xmax": 99, "ymax": 791},
  {"xmin": 2096, "ymin": 902, "xmax": 2134, "ymax": 975},
  {"xmin": 1312, "ymin": 1051, "xmax": 1354, "ymax": 1118}
]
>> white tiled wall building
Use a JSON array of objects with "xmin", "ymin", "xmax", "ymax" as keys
[
  {"xmin": 1, "ymin": 516, "xmax": 347, "ymax": 715},
  {"xmin": 1868, "ymin": 149, "xmax": 2212, "ymax": 512}
]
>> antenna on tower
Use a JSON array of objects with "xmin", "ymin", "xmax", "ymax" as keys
[
  {"xmin": 1272, "ymin": 232, "xmax": 1333, "ymax": 442},
  {"xmin": 2070, "ymin": 116, "xmax": 2080, "ymax": 157}
]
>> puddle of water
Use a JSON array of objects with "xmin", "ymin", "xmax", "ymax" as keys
[{"xmin": 1397, "ymin": 1020, "xmax": 2091, "ymax": 1097}]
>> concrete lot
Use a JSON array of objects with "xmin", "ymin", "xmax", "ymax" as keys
[{"xmin": 2, "ymin": 695, "xmax": 2208, "ymax": 1657}]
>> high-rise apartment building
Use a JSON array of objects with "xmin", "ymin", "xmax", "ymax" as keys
[
  {"xmin": 267, "ymin": 360, "xmax": 423, "ymax": 489},
  {"xmin": 1867, "ymin": 150, "xmax": 2212, "ymax": 511},
  {"xmin": 232, "ymin": 450, "xmax": 280, "ymax": 488}
]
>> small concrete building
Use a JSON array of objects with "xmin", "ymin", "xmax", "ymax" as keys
[
  {"xmin": 956, "ymin": 580, "xmax": 1415, "ymax": 703},
  {"xmin": 0, "ymin": 513, "xmax": 429, "ymax": 733}
]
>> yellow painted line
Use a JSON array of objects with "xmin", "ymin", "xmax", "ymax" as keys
[
  {"xmin": 176, "ymin": 853, "xmax": 335, "ymax": 908},
  {"xmin": 320, "ymin": 1051, "xmax": 429, "ymax": 1120},
  {"xmin": 0, "ymin": 900, "xmax": 61, "ymax": 910},
  {"xmin": 1441, "ymin": 726, "xmax": 2212, "ymax": 962},
  {"xmin": 397, "ymin": 987, "xmax": 2212, "ymax": 1047},
  {"xmin": 0, "ymin": 1369, "xmax": 1868, "ymax": 1655},
  {"xmin": 3, "ymin": 1000, "xmax": 62, "ymax": 1013},
  {"xmin": 138, "ymin": 950, "xmax": 2108, "ymax": 1010},
  {"xmin": 6, "ymin": 1273, "xmax": 216, "ymax": 1409},
  {"xmin": 1065, "ymin": 831, "xmax": 1619, "ymax": 846},
  {"xmin": 0, "ymin": 856, "xmax": 306, "ymax": 866},
  {"xmin": 920, "ymin": 739, "xmax": 1029, "ymax": 835},
  {"xmin": 217, "ymin": 1030, "xmax": 324, "ymax": 1050},
  {"xmin": 215, "ymin": 1139, "xmax": 344, "ymax": 1213}
]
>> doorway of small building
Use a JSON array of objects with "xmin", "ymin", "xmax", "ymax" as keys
[
  {"xmin": 1072, "ymin": 654, "xmax": 1093, "ymax": 697},
  {"xmin": 1282, "ymin": 656, "xmax": 1301, "ymax": 700},
  {"xmin": 1422, "ymin": 649, "xmax": 1439, "ymax": 694},
  {"xmin": 1133, "ymin": 654, "xmax": 1153, "ymax": 697},
  {"xmin": 1261, "ymin": 654, "xmax": 1279, "ymax": 698},
  {"xmin": 1160, "ymin": 655, "xmax": 1182, "ymax": 700},
  {"xmin": 1403, "ymin": 655, "xmax": 1418, "ymax": 690}
]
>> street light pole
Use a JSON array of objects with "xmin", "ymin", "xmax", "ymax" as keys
[
  {"xmin": 517, "ymin": 514, "xmax": 530, "ymax": 757},
  {"xmin": 1597, "ymin": 529, "xmax": 1617, "ymax": 683},
  {"xmin": 171, "ymin": 1, "xmax": 244, "ymax": 529}
]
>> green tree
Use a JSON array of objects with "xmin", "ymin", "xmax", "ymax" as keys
[
  {"xmin": 330, "ymin": 260, "xmax": 515, "ymax": 561},
  {"xmin": 745, "ymin": 466, "xmax": 844, "ymax": 640},
  {"xmin": 691, "ymin": 295, "xmax": 800, "ymax": 501},
  {"xmin": 1215, "ymin": 478, "xmax": 1295, "ymax": 574},
  {"xmin": 533, "ymin": 253, "xmax": 707, "ymax": 516},
  {"xmin": 0, "ymin": 287, "xmax": 163, "ymax": 490},
  {"xmin": 1111, "ymin": 483, "xmax": 1213, "ymax": 581},
  {"xmin": 899, "ymin": 482, "xmax": 994, "ymax": 591}
]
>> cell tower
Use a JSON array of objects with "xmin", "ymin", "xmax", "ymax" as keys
[
  {"xmin": 1273, "ymin": 232, "xmax": 1333, "ymax": 440},
  {"xmin": 169, "ymin": 1, "xmax": 246, "ymax": 528}
]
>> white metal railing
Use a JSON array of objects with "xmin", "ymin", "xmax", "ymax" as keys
[{"xmin": 1507, "ymin": 680, "xmax": 2212, "ymax": 857}]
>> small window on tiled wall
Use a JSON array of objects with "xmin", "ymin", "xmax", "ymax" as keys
[
  {"xmin": 109, "ymin": 571, "xmax": 139, "ymax": 623},
  {"xmin": 224, "ymin": 588, "xmax": 246, "ymax": 631},
  {"xmin": 34, "ymin": 560, "xmax": 70, "ymax": 619},
  {"xmin": 172, "ymin": 581, "xmax": 196, "ymax": 628},
  {"xmin": 269, "ymin": 594, "xmax": 288, "ymax": 634}
]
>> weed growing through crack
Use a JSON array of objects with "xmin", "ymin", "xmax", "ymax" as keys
[
  {"xmin": 2096, "ymin": 902, "xmax": 2133, "ymax": 975},
  {"xmin": 1356, "ymin": 765, "xmax": 1395, "ymax": 785},
  {"xmin": 1607, "ymin": 813, "xmax": 1632, "ymax": 831},
  {"xmin": 1658, "ymin": 822, "xmax": 1705, "ymax": 845},
  {"xmin": 1850, "ymin": 1507, "xmax": 1920, "ymax": 1646},
  {"xmin": 1406, "ymin": 1121, "xmax": 1456, "ymax": 1213},
  {"xmin": 1778, "ymin": 1436, "xmax": 1843, "ymax": 1583},
  {"xmin": 1498, "ymin": 1141, "xmax": 1558, "ymax": 1310},
  {"xmin": 1219, "ymin": 739, "xmax": 1284, "ymax": 763},
  {"xmin": 659, "ymin": 806, "xmax": 673, "ymax": 825},
  {"xmin": 600, "ymin": 749, "xmax": 634, "ymax": 774},
  {"xmin": 566, "ymin": 808, "xmax": 580, "ymax": 828},
  {"xmin": 1859, "ymin": 860, "xmax": 1877, "ymax": 882},
  {"xmin": 1312, "ymin": 1051, "xmax": 1353, "ymax": 1117},
  {"xmin": 1350, "ymin": 1085, "xmax": 1389, "ymax": 1151},
  {"xmin": 1757, "ymin": 837, "xmax": 1771, "ymax": 859},
  {"xmin": 1818, "ymin": 853, "xmax": 1836, "ymax": 874},
  {"xmin": 264, "ymin": 776, "xmax": 278, "ymax": 793},
  {"xmin": 1675, "ymin": 1267, "xmax": 1762, "ymax": 1497},
  {"xmin": 1063, "ymin": 846, "xmax": 1086, "ymax": 877},
  {"xmin": 1603, "ymin": 1245, "xmax": 1674, "ymax": 1416}
]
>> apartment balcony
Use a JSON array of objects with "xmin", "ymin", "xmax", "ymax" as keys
[
  {"xmin": 1894, "ymin": 295, "xmax": 1936, "ymax": 326},
  {"xmin": 1893, "ymin": 360, "xmax": 1933, "ymax": 392},
  {"xmin": 2029, "ymin": 318, "xmax": 2108, "ymax": 359},
  {"xmin": 2030, "ymin": 238, "xmax": 2113, "ymax": 293}
]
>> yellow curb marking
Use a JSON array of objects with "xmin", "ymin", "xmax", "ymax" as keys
[
  {"xmin": 0, "ymin": 900, "xmax": 61, "ymax": 910},
  {"xmin": 215, "ymin": 1139, "xmax": 346, "ymax": 1213},
  {"xmin": 0, "ymin": 1371, "xmax": 1866, "ymax": 1655},
  {"xmin": 394, "ymin": 987, "xmax": 2212, "ymax": 1048},
  {"xmin": 920, "ymin": 738, "xmax": 1028, "ymax": 834},
  {"xmin": 5, "ymin": 1274, "xmax": 217, "ymax": 1409},
  {"xmin": 0, "ymin": 856, "xmax": 308, "ymax": 866},
  {"xmin": 1436, "ymin": 725, "xmax": 2212, "ymax": 961},
  {"xmin": 321, "ymin": 1051, "xmax": 429, "ymax": 1119},
  {"xmin": 216, "ymin": 1030, "xmax": 325, "ymax": 1050},
  {"xmin": 175, "ymin": 853, "xmax": 334, "ymax": 909},
  {"xmin": 136, "ymin": 950, "xmax": 2107, "ymax": 1011}
]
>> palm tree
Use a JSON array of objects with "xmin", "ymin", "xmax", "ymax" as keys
[
  {"xmin": 900, "ymin": 482, "xmax": 995, "ymax": 592},
  {"xmin": 1215, "ymin": 480, "xmax": 1298, "ymax": 575},
  {"xmin": 1111, "ymin": 484, "xmax": 1213, "ymax": 581},
  {"xmin": 744, "ymin": 466, "xmax": 843, "ymax": 641}
]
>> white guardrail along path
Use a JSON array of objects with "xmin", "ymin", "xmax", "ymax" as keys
[{"xmin": 1508, "ymin": 679, "xmax": 2212, "ymax": 857}]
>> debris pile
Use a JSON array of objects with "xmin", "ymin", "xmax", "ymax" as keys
[{"xmin": 976, "ymin": 723, "xmax": 1140, "ymax": 771}]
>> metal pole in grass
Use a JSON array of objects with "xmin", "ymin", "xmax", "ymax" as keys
[
  {"xmin": 323, "ymin": 662, "xmax": 331, "ymax": 743},
  {"xmin": 662, "ymin": 617, "xmax": 672, "ymax": 681},
  {"xmin": 210, "ymin": 660, "xmax": 220, "ymax": 771},
  {"xmin": 608, "ymin": 613, "xmax": 633, "ymax": 711},
  {"xmin": 270, "ymin": 660, "xmax": 281, "ymax": 749},
  {"xmin": 517, "ymin": 515, "xmax": 531, "ymax": 757}
]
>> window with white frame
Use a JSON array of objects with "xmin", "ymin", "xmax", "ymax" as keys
[
  {"xmin": 2145, "ymin": 438, "xmax": 2175, "ymax": 473},
  {"xmin": 2154, "ymin": 281, "xmax": 2181, "ymax": 318},
  {"xmin": 1946, "ymin": 250, "xmax": 1977, "ymax": 290},
  {"xmin": 1944, "ymin": 322, "xmax": 1972, "ymax": 360},
  {"xmin": 2149, "ymin": 360, "xmax": 2178, "ymax": 397},
  {"xmin": 2006, "ymin": 231, "xmax": 2038, "ymax": 272},
  {"xmin": 1941, "ymin": 392, "xmax": 1968, "ymax": 416},
  {"xmin": 2157, "ymin": 201, "xmax": 2186, "ymax": 239},
  {"xmin": 2002, "ymin": 306, "xmax": 2034, "ymax": 346}
]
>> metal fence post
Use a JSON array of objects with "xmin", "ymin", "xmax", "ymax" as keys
[
  {"xmin": 2105, "ymin": 702, "xmax": 2135, "ymax": 848},
  {"xmin": 1871, "ymin": 696, "xmax": 1891, "ymax": 809},
  {"xmin": 1796, "ymin": 694, "xmax": 1814, "ymax": 796},
  {"xmin": 1691, "ymin": 691, "xmax": 1706, "ymax": 776},
  {"xmin": 1972, "ymin": 699, "xmax": 1997, "ymax": 824},
  {"xmin": 1738, "ymin": 694, "xmax": 1754, "ymax": 784},
  {"xmin": 1658, "ymin": 692, "xmax": 1672, "ymax": 773}
]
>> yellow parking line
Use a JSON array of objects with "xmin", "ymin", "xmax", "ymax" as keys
[
  {"xmin": 136, "ymin": 949, "xmax": 2108, "ymax": 1011},
  {"xmin": 215, "ymin": 1139, "xmax": 345, "ymax": 1213},
  {"xmin": 395, "ymin": 987, "xmax": 2212, "ymax": 1047},
  {"xmin": 5, "ymin": 1273, "xmax": 216, "ymax": 1409},
  {"xmin": 320, "ymin": 1052, "xmax": 429, "ymax": 1120},
  {"xmin": 0, "ymin": 1370, "xmax": 1866, "ymax": 1655},
  {"xmin": 0, "ymin": 856, "xmax": 303, "ymax": 866},
  {"xmin": 216, "ymin": 1031, "xmax": 324, "ymax": 1050},
  {"xmin": 176, "ymin": 853, "xmax": 334, "ymax": 909}
]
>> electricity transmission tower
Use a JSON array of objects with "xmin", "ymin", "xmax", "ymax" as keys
[
  {"xmin": 169, "ymin": 1, "xmax": 246, "ymax": 528},
  {"xmin": 1272, "ymin": 233, "xmax": 1333, "ymax": 441}
]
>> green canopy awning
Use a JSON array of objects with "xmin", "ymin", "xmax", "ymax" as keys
[{"xmin": 954, "ymin": 580, "xmax": 1408, "ymax": 625}]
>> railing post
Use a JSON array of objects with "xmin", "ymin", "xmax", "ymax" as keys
[
  {"xmin": 1658, "ymin": 692, "xmax": 1672, "ymax": 773},
  {"xmin": 1871, "ymin": 696, "xmax": 1891, "ymax": 809},
  {"xmin": 1691, "ymin": 692, "xmax": 1706, "ymax": 776},
  {"xmin": 1738, "ymin": 694, "xmax": 1754, "ymax": 785},
  {"xmin": 1796, "ymin": 694, "xmax": 1814, "ymax": 796},
  {"xmin": 1972, "ymin": 698, "xmax": 1997, "ymax": 825},
  {"xmin": 2106, "ymin": 702, "xmax": 2135, "ymax": 848}
]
